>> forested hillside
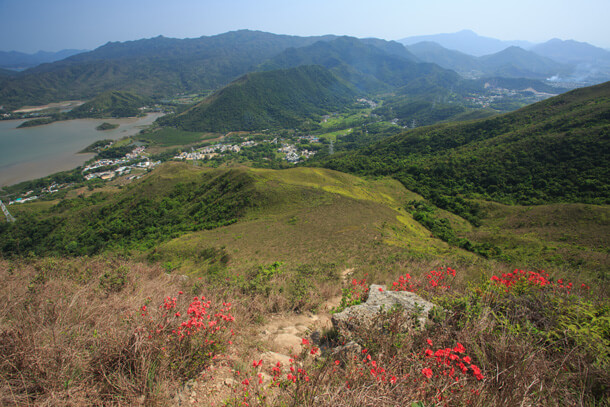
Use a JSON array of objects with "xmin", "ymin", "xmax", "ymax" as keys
[
  {"xmin": 321, "ymin": 81, "xmax": 610, "ymax": 206},
  {"xmin": 160, "ymin": 66, "xmax": 357, "ymax": 132},
  {"xmin": 67, "ymin": 90, "xmax": 151, "ymax": 118},
  {"xmin": 260, "ymin": 36, "xmax": 459, "ymax": 92}
]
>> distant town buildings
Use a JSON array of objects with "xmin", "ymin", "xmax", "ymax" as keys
[{"xmin": 173, "ymin": 142, "xmax": 246, "ymax": 161}]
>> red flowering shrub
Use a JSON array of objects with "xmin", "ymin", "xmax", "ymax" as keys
[
  {"xmin": 490, "ymin": 269, "xmax": 584, "ymax": 294},
  {"xmin": 138, "ymin": 291, "xmax": 235, "ymax": 379},
  {"xmin": 391, "ymin": 267, "xmax": 456, "ymax": 292},
  {"xmin": 267, "ymin": 335, "xmax": 488, "ymax": 406},
  {"xmin": 333, "ymin": 275, "xmax": 370, "ymax": 313}
]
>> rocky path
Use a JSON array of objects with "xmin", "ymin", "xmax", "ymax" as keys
[{"xmin": 175, "ymin": 269, "xmax": 352, "ymax": 406}]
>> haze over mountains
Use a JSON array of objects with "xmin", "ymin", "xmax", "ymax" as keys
[
  {"xmin": 0, "ymin": 49, "xmax": 87, "ymax": 70},
  {"xmin": 399, "ymin": 29, "xmax": 535, "ymax": 56},
  {"xmin": 400, "ymin": 30, "xmax": 610, "ymax": 83}
]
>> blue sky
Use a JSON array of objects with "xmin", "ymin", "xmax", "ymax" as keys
[{"xmin": 1, "ymin": 0, "xmax": 609, "ymax": 52}]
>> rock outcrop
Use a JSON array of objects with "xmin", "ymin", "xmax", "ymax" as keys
[{"xmin": 332, "ymin": 284, "xmax": 437, "ymax": 335}]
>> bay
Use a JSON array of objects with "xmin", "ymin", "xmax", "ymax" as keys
[{"xmin": 0, "ymin": 113, "xmax": 162, "ymax": 186}]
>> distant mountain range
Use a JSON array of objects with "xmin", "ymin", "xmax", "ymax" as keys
[
  {"xmin": 531, "ymin": 38, "xmax": 610, "ymax": 65},
  {"xmin": 405, "ymin": 42, "xmax": 568, "ymax": 79},
  {"xmin": 0, "ymin": 49, "xmax": 87, "ymax": 70},
  {"xmin": 399, "ymin": 30, "xmax": 534, "ymax": 56},
  {"xmin": 259, "ymin": 36, "xmax": 455, "ymax": 92},
  {"xmin": 0, "ymin": 31, "xmax": 338, "ymax": 110},
  {"xmin": 1, "ymin": 29, "xmax": 608, "ymax": 117},
  {"xmin": 0, "ymin": 31, "xmax": 462, "ymax": 113},
  {"xmin": 401, "ymin": 31, "xmax": 610, "ymax": 83}
]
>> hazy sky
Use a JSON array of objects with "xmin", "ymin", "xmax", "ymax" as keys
[{"xmin": 1, "ymin": 0, "xmax": 609, "ymax": 52}]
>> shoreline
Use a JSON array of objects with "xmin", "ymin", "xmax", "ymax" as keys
[
  {"xmin": 0, "ymin": 113, "xmax": 162, "ymax": 187},
  {"xmin": 12, "ymin": 100, "xmax": 85, "ymax": 113}
]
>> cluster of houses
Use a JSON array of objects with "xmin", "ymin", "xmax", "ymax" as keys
[
  {"xmin": 277, "ymin": 144, "xmax": 317, "ymax": 163},
  {"xmin": 357, "ymin": 98, "xmax": 378, "ymax": 108},
  {"xmin": 83, "ymin": 146, "xmax": 159, "ymax": 181},
  {"xmin": 83, "ymin": 160, "xmax": 159, "ymax": 181},
  {"xmin": 174, "ymin": 141, "xmax": 258, "ymax": 161},
  {"xmin": 173, "ymin": 135, "xmax": 323, "ymax": 164},
  {"xmin": 7, "ymin": 183, "xmax": 72, "ymax": 205}
]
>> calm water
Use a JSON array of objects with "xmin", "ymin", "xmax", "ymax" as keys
[{"xmin": 0, "ymin": 113, "xmax": 162, "ymax": 186}]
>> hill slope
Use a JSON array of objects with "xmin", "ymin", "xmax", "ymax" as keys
[
  {"xmin": 477, "ymin": 46, "xmax": 566, "ymax": 79},
  {"xmin": 260, "ymin": 36, "xmax": 460, "ymax": 92},
  {"xmin": 407, "ymin": 42, "xmax": 566, "ymax": 79},
  {"xmin": 162, "ymin": 65, "xmax": 357, "ymax": 132},
  {"xmin": 0, "ymin": 30, "xmax": 337, "ymax": 110},
  {"xmin": 0, "ymin": 164, "xmax": 455, "ymax": 263},
  {"xmin": 320, "ymin": 81, "xmax": 610, "ymax": 205},
  {"xmin": 67, "ymin": 90, "xmax": 151, "ymax": 118}
]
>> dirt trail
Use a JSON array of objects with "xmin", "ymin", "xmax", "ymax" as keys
[
  {"xmin": 255, "ymin": 268, "xmax": 352, "ymax": 359},
  {"xmin": 175, "ymin": 269, "xmax": 353, "ymax": 405}
]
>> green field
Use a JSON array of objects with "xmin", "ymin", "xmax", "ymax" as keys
[
  {"xmin": 137, "ymin": 127, "xmax": 218, "ymax": 147},
  {"xmin": 316, "ymin": 128, "xmax": 353, "ymax": 141}
]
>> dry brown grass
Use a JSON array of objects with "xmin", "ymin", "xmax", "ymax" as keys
[
  {"xmin": 0, "ymin": 257, "xmax": 244, "ymax": 405},
  {"xmin": 1, "ymin": 253, "xmax": 607, "ymax": 406}
]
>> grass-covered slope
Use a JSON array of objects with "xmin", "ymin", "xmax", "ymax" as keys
[
  {"xmin": 321, "ymin": 81, "xmax": 610, "ymax": 205},
  {"xmin": 0, "ymin": 164, "xmax": 259, "ymax": 255},
  {"xmin": 0, "ymin": 164, "xmax": 465, "ymax": 263},
  {"xmin": 161, "ymin": 65, "xmax": 357, "ymax": 132},
  {"xmin": 467, "ymin": 201, "xmax": 609, "ymax": 275},
  {"xmin": 1, "ymin": 164, "xmax": 607, "ymax": 406}
]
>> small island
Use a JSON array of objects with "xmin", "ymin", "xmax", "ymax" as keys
[
  {"xmin": 96, "ymin": 122, "xmax": 119, "ymax": 131},
  {"xmin": 16, "ymin": 117, "xmax": 56, "ymax": 128}
]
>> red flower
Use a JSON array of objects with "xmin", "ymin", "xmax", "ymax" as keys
[
  {"xmin": 426, "ymin": 338, "xmax": 433, "ymax": 346},
  {"xmin": 422, "ymin": 368, "xmax": 433, "ymax": 378},
  {"xmin": 453, "ymin": 342, "xmax": 465, "ymax": 353},
  {"xmin": 302, "ymin": 338, "xmax": 310, "ymax": 346}
]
